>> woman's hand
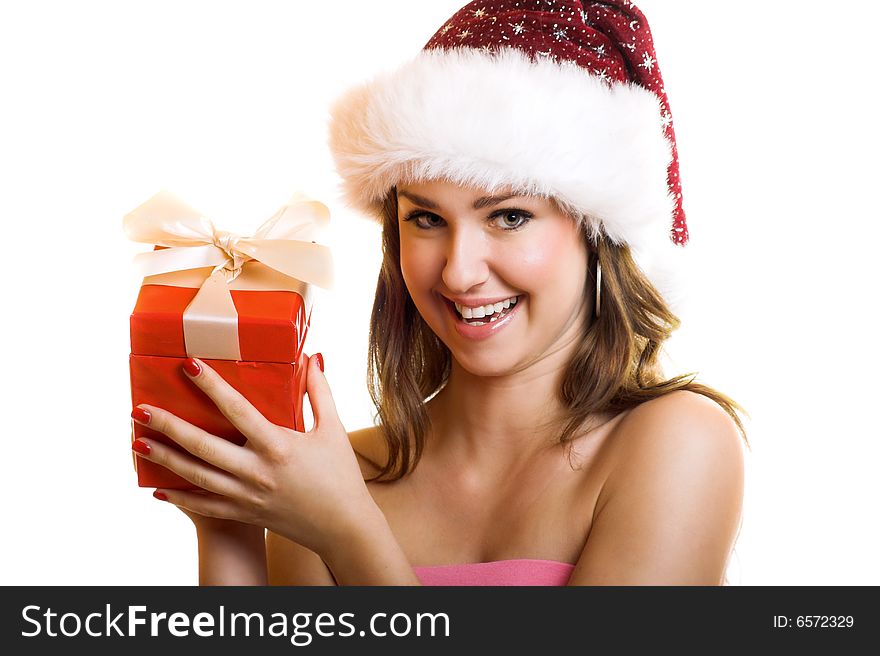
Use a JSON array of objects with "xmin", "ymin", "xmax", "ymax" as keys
[{"xmin": 130, "ymin": 353, "xmax": 378, "ymax": 561}]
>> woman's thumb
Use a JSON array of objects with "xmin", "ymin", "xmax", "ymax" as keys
[{"xmin": 304, "ymin": 352, "xmax": 340, "ymax": 431}]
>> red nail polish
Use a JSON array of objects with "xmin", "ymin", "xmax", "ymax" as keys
[
  {"xmin": 132, "ymin": 439, "xmax": 151, "ymax": 456},
  {"xmin": 316, "ymin": 353, "xmax": 324, "ymax": 372},
  {"xmin": 131, "ymin": 407, "xmax": 151, "ymax": 424},
  {"xmin": 183, "ymin": 358, "xmax": 201, "ymax": 377},
  {"xmin": 153, "ymin": 490, "xmax": 168, "ymax": 501}
]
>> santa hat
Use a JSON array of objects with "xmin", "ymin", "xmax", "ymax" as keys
[{"xmin": 328, "ymin": 0, "xmax": 691, "ymax": 312}]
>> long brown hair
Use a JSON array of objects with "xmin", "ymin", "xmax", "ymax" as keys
[{"xmin": 366, "ymin": 190, "xmax": 750, "ymax": 482}]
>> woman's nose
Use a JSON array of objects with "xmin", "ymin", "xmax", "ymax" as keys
[{"xmin": 441, "ymin": 228, "xmax": 491, "ymax": 293}]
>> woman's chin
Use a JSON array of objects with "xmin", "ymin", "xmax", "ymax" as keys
[{"xmin": 449, "ymin": 352, "xmax": 522, "ymax": 378}]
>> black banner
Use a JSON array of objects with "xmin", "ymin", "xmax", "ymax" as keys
[{"xmin": 1, "ymin": 586, "xmax": 873, "ymax": 653}]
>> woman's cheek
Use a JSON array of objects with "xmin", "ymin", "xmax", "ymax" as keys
[
  {"xmin": 516, "ymin": 231, "xmax": 588, "ymax": 312},
  {"xmin": 400, "ymin": 242, "xmax": 438, "ymax": 297},
  {"xmin": 515, "ymin": 234, "xmax": 566, "ymax": 284}
]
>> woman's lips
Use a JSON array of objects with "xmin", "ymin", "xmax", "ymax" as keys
[{"xmin": 441, "ymin": 294, "xmax": 524, "ymax": 341}]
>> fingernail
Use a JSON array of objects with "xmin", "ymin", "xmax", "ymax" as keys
[
  {"xmin": 316, "ymin": 353, "xmax": 324, "ymax": 372},
  {"xmin": 132, "ymin": 439, "xmax": 151, "ymax": 456},
  {"xmin": 153, "ymin": 490, "xmax": 168, "ymax": 502},
  {"xmin": 131, "ymin": 407, "xmax": 151, "ymax": 424},
  {"xmin": 183, "ymin": 358, "xmax": 202, "ymax": 377}
]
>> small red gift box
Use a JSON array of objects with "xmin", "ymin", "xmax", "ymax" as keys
[
  {"xmin": 130, "ymin": 274, "xmax": 311, "ymax": 488},
  {"xmin": 125, "ymin": 192, "xmax": 333, "ymax": 489}
]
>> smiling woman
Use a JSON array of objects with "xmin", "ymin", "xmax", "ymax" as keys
[
  {"xmin": 332, "ymin": 176, "xmax": 748, "ymax": 585},
  {"xmin": 398, "ymin": 181, "xmax": 589, "ymax": 358},
  {"xmin": 321, "ymin": 0, "xmax": 748, "ymax": 585},
  {"xmin": 134, "ymin": 0, "xmax": 748, "ymax": 588},
  {"xmin": 357, "ymin": 178, "xmax": 748, "ymax": 468}
]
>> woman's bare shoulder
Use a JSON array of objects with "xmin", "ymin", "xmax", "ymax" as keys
[
  {"xmin": 569, "ymin": 391, "xmax": 745, "ymax": 584},
  {"xmin": 607, "ymin": 390, "xmax": 745, "ymax": 485},
  {"xmin": 348, "ymin": 425, "xmax": 389, "ymax": 479}
]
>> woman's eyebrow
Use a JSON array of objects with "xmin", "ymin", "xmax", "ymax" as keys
[
  {"xmin": 397, "ymin": 190, "xmax": 519, "ymax": 210},
  {"xmin": 472, "ymin": 193, "xmax": 518, "ymax": 209},
  {"xmin": 397, "ymin": 190, "xmax": 439, "ymax": 209}
]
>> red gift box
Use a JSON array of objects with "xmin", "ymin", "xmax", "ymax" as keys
[
  {"xmin": 125, "ymin": 191, "xmax": 334, "ymax": 489},
  {"xmin": 129, "ymin": 274, "xmax": 311, "ymax": 489}
]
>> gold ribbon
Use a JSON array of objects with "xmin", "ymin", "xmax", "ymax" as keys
[{"xmin": 125, "ymin": 190, "xmax": 334, "ymax": 361}]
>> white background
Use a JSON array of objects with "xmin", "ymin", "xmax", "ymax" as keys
[{"xmin": 1, "ymin": 0, "xmax": 877, "ymax": 586}]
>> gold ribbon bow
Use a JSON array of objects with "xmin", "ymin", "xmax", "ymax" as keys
[{"xmin": 125, "ymin": 190, "xmax": 334, "ymax": 360}]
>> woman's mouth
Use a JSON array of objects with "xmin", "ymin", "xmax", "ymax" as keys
[
  {"xmin": 441, "ymin": 294, "xmax": 525, "ymax": 340},
  {"xmin": 452, "ymin": 295, "xmax": 520, "ymax": 325}
]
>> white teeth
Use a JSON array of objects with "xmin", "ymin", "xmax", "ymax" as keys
[{"xmin": 454, "ymin": 295, "xmax": 519, "ymax": 320}]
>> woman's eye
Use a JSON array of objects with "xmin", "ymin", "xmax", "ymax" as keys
[
  {"xmin": 403, "ymin": 212, "xmax": 444, "ymax": 229},
  {"xmin": 402, "ymin": 209, "xmax": 532, "ymax": 230},
  {"xmin": 492, "ymin": 211, "xmax": 532, "ymax": 230}
]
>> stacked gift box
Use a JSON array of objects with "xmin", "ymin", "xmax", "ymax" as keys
[{"xmin": 125, "ymin": 192, "xmax": 333, "ymax": 489}]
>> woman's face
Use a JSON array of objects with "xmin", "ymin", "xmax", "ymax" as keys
[{"xmin": 397, "ymin": 179, "xmax": 592, "ymax": 376}]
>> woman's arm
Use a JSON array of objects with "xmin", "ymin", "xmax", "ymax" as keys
[
  {"xmin": 194, "ymin": 519, "xmax": 267, "ymax": 586},
  {"xmin": 266, "ymin": 516, "xmax": 421, "ymax": 587},
  {"xmin": 568, "ymin": 391, "xmax": 745, "ymax": 585},
  {"xmin": 170, "ymin": 507, "xmax": 268, "ymax": 585},
  {"xmin": 320, "ymin": 505, "xmax": 420, "ymax": 585}
]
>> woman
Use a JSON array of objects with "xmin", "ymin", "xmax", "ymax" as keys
[{"xmin": 131, "ymin": 0, "xmax": 748, "ymax": 585}]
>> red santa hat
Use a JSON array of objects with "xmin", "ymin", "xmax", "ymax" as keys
[{"xmin": 328, "ymin": 0, "xmax": 691, "ymax": 311}]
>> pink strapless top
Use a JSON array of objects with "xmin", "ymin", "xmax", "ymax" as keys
[{"xmin": 413, "ymin": 558, "xmax": 575, "ymax": 586}]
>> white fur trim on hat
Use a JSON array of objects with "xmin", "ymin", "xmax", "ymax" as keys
[{"xmin": 328, "ymin": 46, "xmax": 689, "ymax": 313}]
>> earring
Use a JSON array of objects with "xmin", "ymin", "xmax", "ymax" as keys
[{"xmin": 595, "ymin": 261, "xmax": 602, "ymax": 319}]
